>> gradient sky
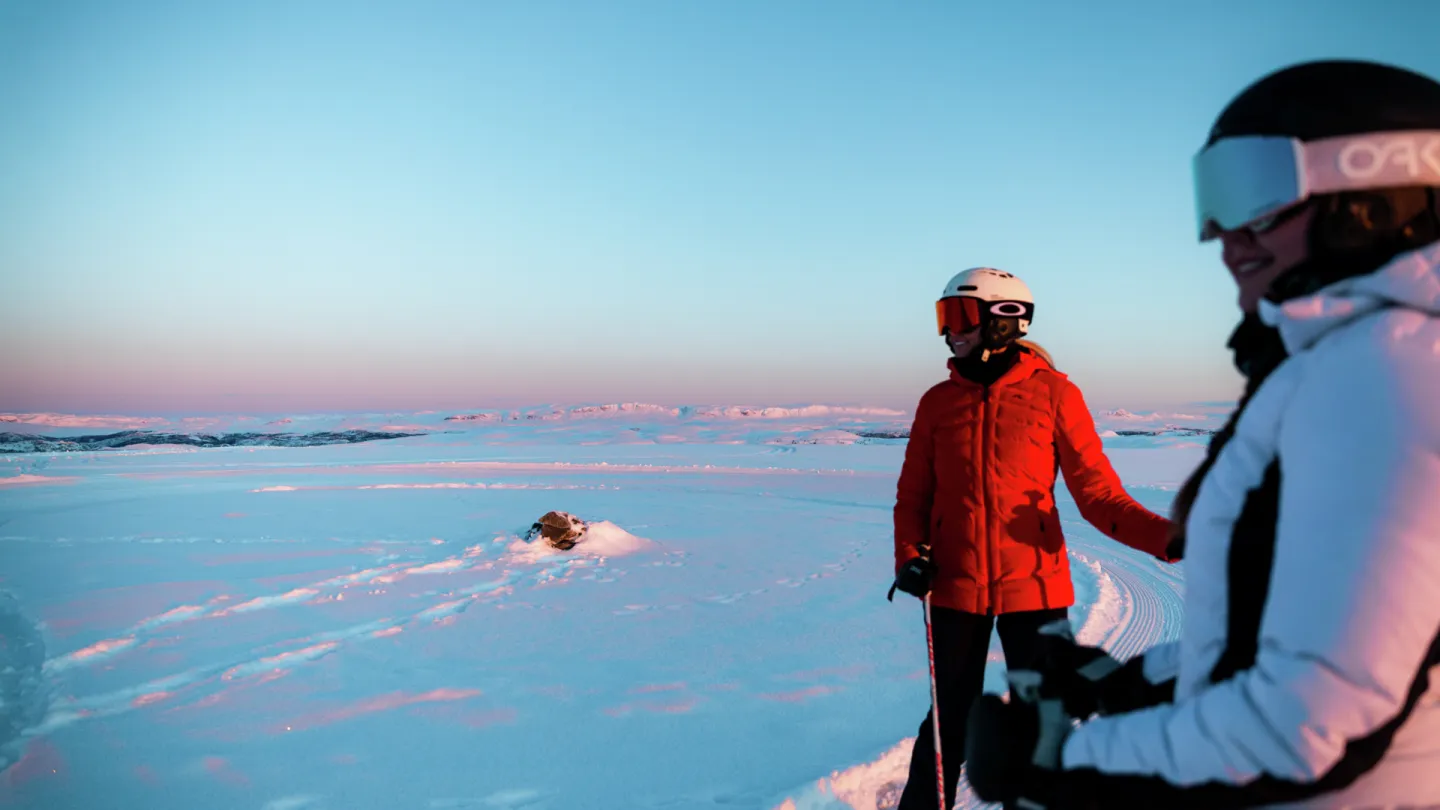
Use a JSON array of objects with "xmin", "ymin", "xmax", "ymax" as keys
[{"xmin": 3, "ymin": 0, "xmax": 1438, "ymax": 415}]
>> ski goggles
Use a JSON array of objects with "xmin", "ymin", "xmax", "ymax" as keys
[
  {"xmin": 935, "ymin": 297, "xmax": 1034, "ymax": 336},
  {"xmin": 1193, "ymin": 129, "xmax": 1440, "ymax": 241}
]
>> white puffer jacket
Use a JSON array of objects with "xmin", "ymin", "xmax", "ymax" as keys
[{"xmin": 1062, "ymin": 241, "xmax": 1440, "ymax": 808}]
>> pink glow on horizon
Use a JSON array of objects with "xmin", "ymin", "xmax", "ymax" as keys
[{"xmin": 0, "ymin": 349, "xmax": 943, "ymax": 414}]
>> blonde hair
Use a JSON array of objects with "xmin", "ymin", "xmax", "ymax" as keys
[{"xmin": 1017, "ymin": 339, "xmax": 1054, "ymax": 368}]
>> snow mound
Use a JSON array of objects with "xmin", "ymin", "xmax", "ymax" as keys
[
  {"xmin": 566, "ymin": 403, "xmax": 680, "ymax": 418},
  {"xmin": 1100, "ymin": 409, "xmax": 1205, "ymax": 423},
  {"xmin": 1110, "ymin": 426, "xmax": 1213, "ymax": 438},
  {"xmin": 770, "ymin": 739, "xmax": 911, "ymax": 809},
  {"xmin": 769, "ymin": 430, "xmax": 862, "ymax": 446},
  {"xmin": 445, "ymin": 412, "xmax": 503, "ymax": 422},
  {"xmin": 475, "ymin": 403, "xmax": 681, "ymax": 421},
  {"xmin": 0, "ymin": 413, "xmax": 167, "ymax": 429},
  {"xmin": 1071, "ymin": 553, "xmax": 1126, "ymax": 647},
  {"xmin": 575, "ymin": 521, "xmax": 651, "ymax": 556},
  {"xmin": 688, "ymin": 406, "xmax": 906, "ymax": 420},
  {"xmin": 448, "ymin": 403, "xmax": 898, "ymax": 423},
  {"xmin": 504, "ymin": 521, "xmax": 651, "ymax": 563}
]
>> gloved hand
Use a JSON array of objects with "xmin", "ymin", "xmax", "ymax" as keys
[
  {"xmin": 1030, "ymin": 620, "xmax": 1175, "ymax": 718},
  {"xmin": 965, "ymin": 672, "xmax": 1077, "ymax": 808},
  {"xmin": 887, "ymin": 553, "xmax": 937, "ymax": 601},
  {"xmin": 1029, "ymin": 620, "xmax": 1124, "ymax": 718},
  {"xmin": 1164, "ymin": 528, "xmax": 1186, "ymax": 562},
  {"xmin": 965, "ymin": 692, "xmax": 1040, "ymax": 802}
]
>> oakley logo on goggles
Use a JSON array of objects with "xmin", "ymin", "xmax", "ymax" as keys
[
  {"xmin": 1193, "ymin": 129, "xmax": 1440, "ymax": 241},
  {"xmin": 936, "ymin": 297, "xmax": 1033, "ymax": 336}
]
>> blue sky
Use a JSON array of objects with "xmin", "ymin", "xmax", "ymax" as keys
[{"xmin": 2, "ymin": 0, "xmax": 1437, "ymax": 414}]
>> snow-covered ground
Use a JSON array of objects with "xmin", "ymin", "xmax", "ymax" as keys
[{"xmin": 0, "ymin": 405, "xmax": 1211, "ymax": 809}]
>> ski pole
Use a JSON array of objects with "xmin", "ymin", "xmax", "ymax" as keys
[{"xmin": 924, "ymin": 591, "xmax": 945, "ymax": 809}]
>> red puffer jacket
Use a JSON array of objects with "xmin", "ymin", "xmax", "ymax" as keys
[{"xmin": 894, "ymin": 346, "xmax": 1173, "ymax": 615}]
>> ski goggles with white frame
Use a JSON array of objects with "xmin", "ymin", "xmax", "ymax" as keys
[
  {"xmin": 935, "ymin": 297, "xmax": 1034, "ymax": 336},
  {"xmin": 1193, "ymin": 129, "xmax": 1440, "ymax": 241}
]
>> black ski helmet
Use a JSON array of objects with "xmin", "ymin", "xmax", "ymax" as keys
[
  {"xmin": 1205, "ymin": 59, "xmax": 1440, "ymax": 297},
  {"xmin": 1207, "ymin": 60, "xmax": 1440, "ymax": 146}
]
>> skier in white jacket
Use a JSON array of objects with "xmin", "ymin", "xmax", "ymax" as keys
[{"xmin": 963, "ymin": 59, "xmax": 1440, "ymax": 808}]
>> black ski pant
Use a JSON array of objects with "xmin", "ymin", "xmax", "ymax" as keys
[{"xmin": 896, "ymin": 604, "xmax": 1070, "ymax": 810}]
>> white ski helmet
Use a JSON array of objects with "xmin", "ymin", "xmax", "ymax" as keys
[
  {"xmin": 940, "ymin": 267, "xmax": 1034, "ymax": 306},
  {"xmin": 937, "ymin": 267, "xmax": 1035, "ymax": 338}
]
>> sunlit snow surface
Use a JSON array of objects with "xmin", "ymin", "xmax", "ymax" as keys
[{"xmin": 0, "ymin": 405, "xmax": 1213, "ymax": 809}]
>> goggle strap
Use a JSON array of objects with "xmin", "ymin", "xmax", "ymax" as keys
[{"xmin": 1302, "ymin": 130, "xmax": 1440, "ymax": 196}]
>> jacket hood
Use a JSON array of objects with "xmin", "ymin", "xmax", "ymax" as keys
[{"xmin": 1260, "ymin": 240, "xmax": 1440, "ymax": 354}]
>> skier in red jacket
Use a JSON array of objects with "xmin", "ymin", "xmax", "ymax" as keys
[{"xmin": 889, "ymin": 267, "xmax": 1175, "ymax": 809}]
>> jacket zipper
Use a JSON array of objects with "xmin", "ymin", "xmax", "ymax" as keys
[{"xmin": 982, "ymin": 384, "xmax": 996, "ymax": 616}]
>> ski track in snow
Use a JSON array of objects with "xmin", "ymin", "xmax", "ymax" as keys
[
  {"xmin": 1092, "ymin": 547, "xmax": 1184, "ymax": 664},
  {"xmin": 34, "ymin": 542, "xmax": 602, "ymax": 731},
  {"xmin": 23, "ymin": 509, "xmax": 881, "ymax": 793}
]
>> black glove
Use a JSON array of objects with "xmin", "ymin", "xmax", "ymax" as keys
[
  {"xmin": 965, "ymin": 671, "xmax": 1080, "ymax": 809},
  {"xmin": 965, "ymin": 693, "xmax": 1040, "ymax": 802},
  {"xmin": 1030, "ymin": 620, "xmax": 1176, "ymax": 718},
  {"xmin": 1164, "ymin": 531, "xmax": 1185, "ymax": 562},
  {"xmin": 887, "ymin": 553, "xmax": 937, "ymax": 601},
  {"xmin": 1028, "ymin": 621, "xmax": 1124, "ymax": 718}
]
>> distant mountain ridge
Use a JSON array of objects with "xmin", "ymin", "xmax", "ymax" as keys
[
  {"xmin": 0, "ymin": 430, "xmax": 424, "ymax": 454},
  {"xmin": 444, "ymin": 403, "xmax": 907, "ymax": 423},
  {"xmin": 0, "ymin": 402, "xmax": 1223, "ymax": 454}
]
